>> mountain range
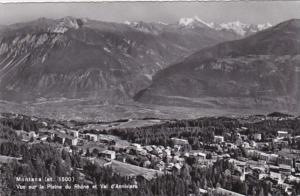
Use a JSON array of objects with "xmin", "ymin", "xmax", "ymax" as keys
[
  {"xmin": 126, "ymin": 16, "xmax": 272, "ymax": 37},
  {"xmin": 1, "ymin": 16, "xmax": 298, "ymax": 117},
  {"xmin": 0, "ymin": 16, "xmax": 244, "ymax": 102},
  {"xmin": 135, "ymin": 19, "xmax": 300, "ymax": 111}
]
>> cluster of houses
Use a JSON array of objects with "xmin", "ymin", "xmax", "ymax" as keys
[
  {"xmin": 119, "ymin": 141, "xmax": 187, "ymax": 171},
  {"xmin": 209, "ymin": 130, "xmax": 300, "ymax": 196},
  {"xmin": 12, "ymin": 117, "xmax": 300, "ymax": 196}
]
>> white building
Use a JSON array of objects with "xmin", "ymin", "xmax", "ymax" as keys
[
  {"xmin": 171, "ymin": 138, "xmax": 189, "ymax": 145},
  {"xmin": 253, "ymin": 133, "xmax": 262, "ymax": 141},
  {"xmin": 100, "ymin": 150, "xmax": 116, "ymax": 160},
  {"xmin": 214, "ymin": 136, "xmax": 224, "ymax": 143},
  {"xmin": 86, "ymin": 133, "xmax": 98, "ymax": 142},
  {"xmin": 131, "ymin": 143, "xmax": 142, "ymax": 151},
  {"xmin": 278, "ymin": 131, "xmax": 289, "ymax": 138},
  {"xmin": 70, "ymin": 130, "xmax": 79, "ymax": 138}
]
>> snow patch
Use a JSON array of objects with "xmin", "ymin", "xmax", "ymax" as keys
[
  {"xmin": 42, "ymin": 54, "xmax": 46, "ymax": 63},
  {"xmin": 36, "ymin": 34, "xmax": 48, "ymax": 46},
  {"xmin": 53, "ymin": 26, "xmax": 68, "ymax": 33},
  {"xmin": 257, "ymin": 22, "xmax": 272, "ymax": 31},
  {"xmin": 218, "ymin": 21, "xmax": 249, "ymax": 36},
  {"xmin": 158, "ymin": 21, "xmax": 168, "ymax": 25},
  {"xmin": 104, "ymin": 47, "xmax": 111, "ymax": 53},
  {"xmin": 0, "ymin": 43, "xmax": 8, "ymax": 55},
  {"xmin": 144, "ymin": 74, "xmax": 153, "ymax": 80},
  {"xmin": 217, "ymin": 21, "xmax": 272, "ymax": 36}
]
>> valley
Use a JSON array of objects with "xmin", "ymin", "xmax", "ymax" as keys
[{"xmin": 0, "ymin": 98, "xmax": 288, "ymax": 122}]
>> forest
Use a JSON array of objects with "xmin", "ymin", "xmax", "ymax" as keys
[{"xmin": 107, "ymin": 115, "xmax": 300, "ymax": 149}]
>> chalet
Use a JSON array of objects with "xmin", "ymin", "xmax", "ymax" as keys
[
  {"xmin": 183, "ymin": 152, "xmax": 190, "ymax": 157},
  {"xmin": 240, "ymin": 134, "xmax": 248, "ymax": 141},
  {"xmin": 144, "ymin": 146, "xmax": 153, "ymax": 152},
  {"xmin": 16, "ymin": 130, "xmax": 38, "ymax": 142},
  {"xmin": 174, "ymin": 163, "xmax": 182, "ymax": 170},
  {"xmin": 246, "ymin": 149, "xmax": 270, "ymax": 161},
  {"xmin": 278, "ymin": 131, "xmax": 289, "ymax": 138},
  {"xmin": 0, "ymin": 155, "xmax": 22, "ymax": 167},
  {"xmin": 199, "ymin": 188, "xmax": 208, "ymax": 194},
  {"xmin": 55, "ymin": 133, "xmax": 78, "ymax": 146},
  {"xmin": 15, "ymin": 130, "xmax": 29, "ymax": 141},
  {"xmin": 268, "ymin": 154, "xmax": 279, "ymax": 163},
  {"xmin": 138, "ymin": 149, "xmax": 147, "ymax": 156},
  {"xmin": 270, "ymin": 171, "xmax": 283, "ymax": 183},
  {"xmin": 28, "ymin": 131, "xmax": 38, "ymax": 138},
  {"xmin": 196, "ymin": 152, "xmax": 206, "ymax": 159},
  {"xmin": 100, "ymin": 150, "xmax": 116, "ymax": 160},
  {"xmin": 242, "ymin": 142, "xmax": 250, "ymax": 148},
  {"xmin": 172, "ymin": 145, "xmax": 181, "ymax": 152},
  {"xmin": 131, "ymin": 143, "xmax": 142, "ymax": 151},
  {"xmin": 225, "ymin": 143, "xmax": 238, "ymax": 149},
  {"xmin": 228, "ymin": 158, "xmax": 246, "ymax": 168},
  {"xmin": 65, "ymin": 136, "xmax": 78, "ymax": 146},
  {"xmin": 39, "ymin": 129, "xmax": 56, "ymax": 140},
  {"xmin": 253, "ymin": 133, "xmax": 262, "ymax": 141},
  {"xmin": 86, "ymin": 133, "xmax": 98, "ymax": 142},
  {"xmin": 155, "ymin": 163, "xmax": 164, "ymax": 171},
  {"xmin": 269, "ymin": 165, "xmax": 280, "ymax": 173},
  {"xmin": 70, "ymin": 130, "xmax": 79, "ymax": 138},
  {"xmin": 166, "ymin": 163, "xmax": 174, "ymax": 170},
  {"xmin": 280, "ymin": 183, "xmax": 293, "ymax": 195},
  {"xmin": 249, "ymin": 141, "xmax": 257, "ymax": 148},
  {"xmin": 55, "ymin": 133, "xmax": 66, "ymax": 144},
  {"xmin": 278, "ymin": 156, "xmax": 293, "ymax": 167},
  {"xmin": 143, "ymin": 160, "xmax": 151, "ymax": 168},
  {"xmin": 214, "ymin": 136, "xmax": 224, "ymax": 143},
  {"xmin": 163, "ymin": 149, "xmax": 171, "ymax": 156},
  {"xmin": 95, "ymin": 158, "xmax": 112, "ymax": 167},
  {"xmin": 171, "ymin": 138, "xmax": 189, "ymax": 146},
  {"xmin": 158, "ymin": 145, "xmax": 165, "ymax": 150},
  {"xmin": 279, "ymin": 164, "xmax": 292, "ymax": 175},
  {"xmin": 259, "ymin": 173, "xmax": 268, "ymax": 180},
  {"xmin": 84, "ymin": 157, "xmax": 111, "ymax": 167}
]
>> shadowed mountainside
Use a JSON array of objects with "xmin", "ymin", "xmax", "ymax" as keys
[
  {"xmin": 0, "ymin": 17, "xmax": 240, "ymax": 102},
  {"xmin": 135, "ymin": 19, "xmax": 300, "ymax": 112}
]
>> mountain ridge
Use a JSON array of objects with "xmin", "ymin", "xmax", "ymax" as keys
[
  {"xmin": 0, "ymin": 16, "xmax": 240, "ymax": 102},
  {"xmin": 135, "ymin": 19, "xmax": 300, "ymax": 112},
  {"xmin": 126, "ymin": 16, "xmax": 272, "ymax": 37}
]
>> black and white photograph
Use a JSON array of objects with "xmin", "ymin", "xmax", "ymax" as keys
[{"xmin": 0, "ymin": 1, "xmax": 300, "ymax": 195}]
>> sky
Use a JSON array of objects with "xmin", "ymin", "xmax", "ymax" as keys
[{"xmin": 0, "ymin": 1, "xmax": 300, "ymax": 25}]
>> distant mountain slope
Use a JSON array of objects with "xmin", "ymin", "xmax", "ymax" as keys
[
  {"xmin": 135, "ymin": 19, "xmax": 300, "ymax": 111},
  {"xmin": 0, "ymin": 17, "xmax": 239, "ymax": 102}
]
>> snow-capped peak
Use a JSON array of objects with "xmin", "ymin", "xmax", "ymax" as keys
[
  {"xmin": 178, "ymin": 16, "xmax": 214, "ymax": 28},
  {"xmin": 217, "ymin": 21, "xmax": 250, "ymax": 36},
  {"xmin": 123, "ymin": 21, "xmax": 164, "ymax": 35},
  {"xmin": 257, "ymin": 22, "xmax": 272, "ymax": 31},
  {"xmin": 216, "ymin": 21, "xmax": 272, "ymax": 36},
  {"xmin": 125, "ymin": 18, "xmax": 272, "ymax": 37}
]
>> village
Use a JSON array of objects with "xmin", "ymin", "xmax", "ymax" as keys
[{"xmin": 7, "ymin": 113, "xmax": 300, "ymax": 196}]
